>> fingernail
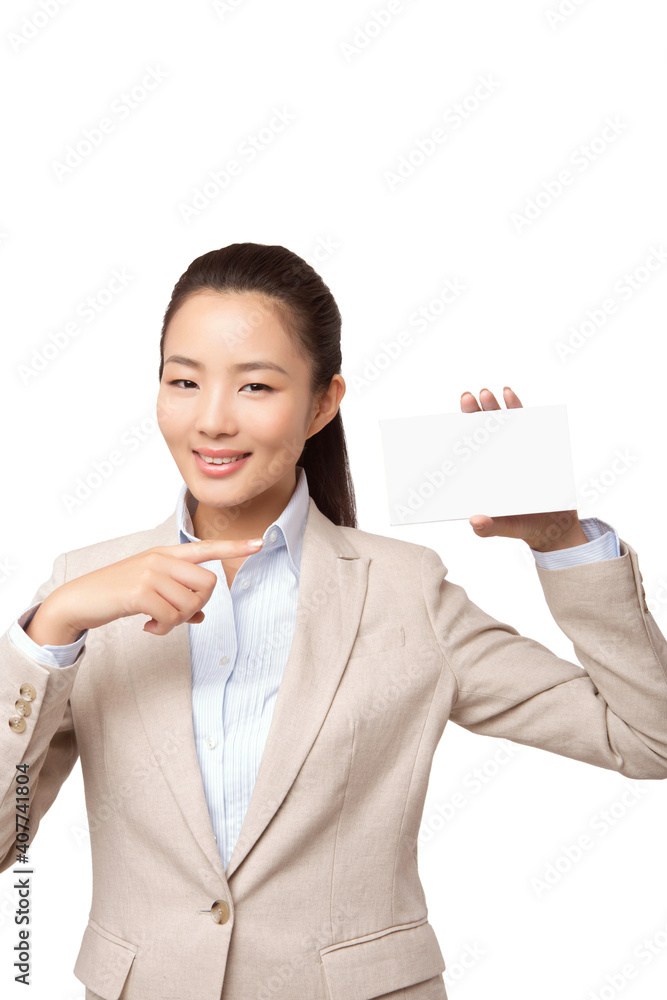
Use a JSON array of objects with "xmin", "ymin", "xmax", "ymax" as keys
[{"xmin": 248, "ymin": 538, "xmax": 264, "ymax": 548}]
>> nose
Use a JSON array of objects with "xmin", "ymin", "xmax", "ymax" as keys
[{"xmin": 194, "ymin": 389, "xmax": 239, "ymax": 438}]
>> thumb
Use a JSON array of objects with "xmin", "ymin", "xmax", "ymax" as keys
[
  {"xmin": 470, "ymin": 515, "xmax": 493, "ymax": 535},
  {"xmin": 470, "ymin": 514, "xmax": 531, "ymax": 540},
  {"xmin": 470, "ymin": 515, "xmax": 517, "ymax": 537}
]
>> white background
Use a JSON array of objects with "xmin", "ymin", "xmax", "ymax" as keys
[{"xmin": 1, "ymin": 0, "xmax": 666, "ymax": 998}]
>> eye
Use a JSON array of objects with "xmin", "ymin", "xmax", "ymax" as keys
[{"xmin": 167, "ymin": 380, "xmax": 273, "ymax": 392}]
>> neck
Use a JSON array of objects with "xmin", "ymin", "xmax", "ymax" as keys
[{"xmin": 190, "ymin": 467, "xmax": 298, "ymax": 541}]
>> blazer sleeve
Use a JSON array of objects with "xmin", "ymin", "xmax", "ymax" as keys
[
  {"xmin": 420, "ymin": 537, "xmax": 667, "ymax": 779},
  {"xmin": 0, "ymin": 553, "xmax": 84, "ymax": 873}
]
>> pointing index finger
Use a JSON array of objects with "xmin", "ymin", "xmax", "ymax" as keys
[{"xmin": 173, "ymin": 537, "xmax": 264, "ymax": 560}]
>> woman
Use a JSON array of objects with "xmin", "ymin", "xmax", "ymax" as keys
[{"xmin": 2, "ymin": 243, "xmax": 666, "ymax": 1000}]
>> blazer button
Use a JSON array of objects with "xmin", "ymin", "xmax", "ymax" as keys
[
  {"xmin": 9, "ymin": 716, "xmax": 26, "ymax": 733},
  {"xmin": 19, "ymin": 684, "xmax": 37, "ymax": 702},
  {"xmin": 14, "ymin": 700, "xmax": 31, "ymax": 718},
  {"xmin": 211, "ymin": 900, "xmax": 230, "ymax": 924}
]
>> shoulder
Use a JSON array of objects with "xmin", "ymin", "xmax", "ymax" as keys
[
  {"xmin": 327, "ymin": 523, "xmax": 452, "ymax": 624},
  {"xmin": 310, "ymin": 492, "xmax": 447, "ymax": 571},
  {"xmin": 325, "ymin": 517, "xmax": 452, "ymax": 608},
  {"xmin": 334, "ymin": 522, "xmax": 441, "ymax": 575}
]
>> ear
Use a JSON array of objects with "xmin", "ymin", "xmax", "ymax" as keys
[{"xmin": 306, "ymin": 374, "xmax": 346, "ymax": 438}]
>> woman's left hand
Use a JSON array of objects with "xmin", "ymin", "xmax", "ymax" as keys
[{"xmin": 461, "ymin": 386, "xmax": 589, "ymax": 552}]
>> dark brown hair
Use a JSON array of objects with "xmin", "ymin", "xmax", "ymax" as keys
[{"xmin": 158, "ymin": 243, "xmax": 357, "ymax": 528}]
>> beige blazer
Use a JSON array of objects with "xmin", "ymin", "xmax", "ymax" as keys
[{"xmin": 2, "ymin": 496, "xmax": 667, "ymax": 1000}]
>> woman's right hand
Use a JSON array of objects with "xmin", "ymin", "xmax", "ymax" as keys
[{"xmin": 40, "ymin": 538, "xmax": 264, "ymax": 638}]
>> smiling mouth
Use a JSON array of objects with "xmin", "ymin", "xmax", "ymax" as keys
[{"xmin": 194, "ymin": 451, "xmax": 251, "ymax": 466}]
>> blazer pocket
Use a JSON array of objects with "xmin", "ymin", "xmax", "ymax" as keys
[
  {"xmin": 349, "ymin": 625, "xmax": 406, "ymax": 658},
  {"xmin": 319, "ymin": 915, "xmax": 445, "ymax": 1000},
  {"xmin": 74, "ymin": 917, "xmax": 137, "ymax": 1000}
]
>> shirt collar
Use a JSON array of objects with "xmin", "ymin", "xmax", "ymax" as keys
[{"xmin": 175, "ymin": 464, "xmax": 310, "ymax": 575}]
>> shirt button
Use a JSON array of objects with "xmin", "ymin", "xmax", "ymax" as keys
[
  {"xmin": 269, "ymin": 529, "xmax": 278, "ymax": 543},
  {"xmin": 219, "ymin": 655, "xmax": 229, "ymax": 665},
  {"xmin": 206, "ymin": 736, "xmax": 217, "ymax": 750},
  {"xmin": 240, "ymin": 579, "xmax": 250, "ymax": 590}
]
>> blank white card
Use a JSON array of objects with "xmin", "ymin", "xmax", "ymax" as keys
[{"xmin": 378, "ymin": 404, "xmax": 578, "ymax": 525}]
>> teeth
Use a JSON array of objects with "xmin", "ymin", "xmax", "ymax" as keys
[{"xmin": 199, "ymin": 453, "xmax": 247, "ymax": 465}]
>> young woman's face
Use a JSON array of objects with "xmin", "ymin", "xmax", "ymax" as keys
[{"xmin": 157, "ymin": 289, "xmax": 342, "ymax": 519}]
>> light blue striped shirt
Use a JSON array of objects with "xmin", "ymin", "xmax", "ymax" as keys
[{"xmin": 8, "ymin": 465, "xmax": 620, "ymax": 868}]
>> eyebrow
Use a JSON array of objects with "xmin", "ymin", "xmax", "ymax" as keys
[{"xmin": 164, "ymin": 355, "xmax": 289, "ymax": 377}]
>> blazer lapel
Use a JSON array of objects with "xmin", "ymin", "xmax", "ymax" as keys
[
  {"xmin": 226, "ymin": 500, "xmax": 368, "ymax": 879},
  {"xmin": 120, "ymin": 496, "xmax": 369, "ymax": 886}
]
